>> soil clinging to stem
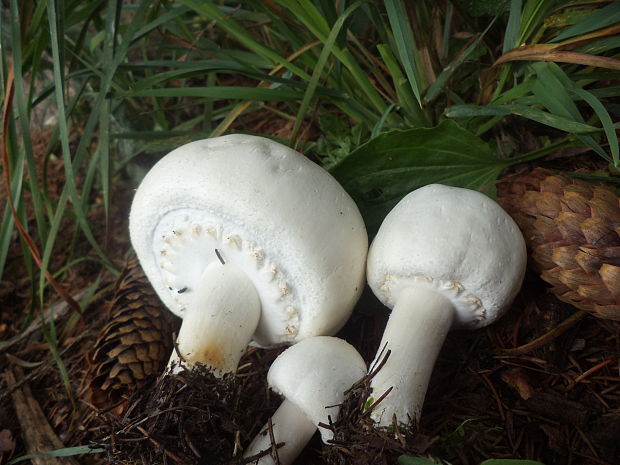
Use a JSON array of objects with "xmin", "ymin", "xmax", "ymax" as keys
[{"xmin": 94, "ymin": 351, "xmax": 282, "ymax": 465}]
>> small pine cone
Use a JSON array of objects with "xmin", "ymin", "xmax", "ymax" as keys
[
  {"xmin": 88, "ymin": 257, "xmax": 178, "ymax": 408},
  {"xmin": 498, "ymin": 168, "xmax": 620, "ymax": 319}
]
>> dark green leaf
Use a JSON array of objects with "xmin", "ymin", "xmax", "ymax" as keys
[{"xmin": 329, "ymin": 120, "xmax": 508, "ymax": 234}]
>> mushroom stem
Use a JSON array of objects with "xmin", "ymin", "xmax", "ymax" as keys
[
  {"xmin": 369, "ymin": 286, "xmax": 453, "ymax": 427},
  {"xmin": 243, "ymin": 398, "xmax": 317, "ymax": 465},
  {"xmin": 167, "ymin": 260, "xmax": 261, "ymax": 376}
]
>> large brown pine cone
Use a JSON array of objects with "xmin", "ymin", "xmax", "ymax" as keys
[
  {"xmin": 87, "ymin": 257, "xmax": 178, "ymax": 409},
  {"xmin": 498, "ymin": 168, "xmax": 620, "ymax": 319}
]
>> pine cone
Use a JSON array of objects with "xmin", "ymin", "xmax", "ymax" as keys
[
  {"xmin": 498, "ymin": 168, "xmax": 620, "ymax": 319},
  {"xmin": 88, "ymin": 257, "xmax": 178, "ymax": 409}
]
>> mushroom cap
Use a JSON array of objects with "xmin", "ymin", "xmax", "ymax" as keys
[
  {"xmin": 268, "ymin": 336, "xmax": 366, "ymax": 443},
  {"xmin": 367, "ymin": 184, "xmax": 527, "ymax": 329},
  {"xmin": 129, "ymin": 135, "xmax": 367, "ymax": 347}
]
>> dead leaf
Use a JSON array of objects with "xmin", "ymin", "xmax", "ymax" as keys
[
  {"xmin": 494, "ymin": 23, "xmax": 620, "ymax": 70},
  {"xmin": 500, "ymin": 367, "xmax": 535, "ymax": 400},
  {"xmin": 494, "ymin": 45, "xmax": 620, "ymax": 70}
]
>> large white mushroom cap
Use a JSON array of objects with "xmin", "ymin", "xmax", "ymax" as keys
[
  {"xmin": 129, "ymin": 134, "xmax": 368, "ymax": 347},
  {"xmin": 267, "ymin": 336, "xmax": 367, "ymax": 443},
  {"xmin": 367, "ymin": 184, "xmax": 527, "ymax": 329}
]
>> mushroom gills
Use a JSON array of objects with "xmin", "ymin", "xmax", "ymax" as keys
[{"xmin": 153, "ymin": 208, "xmax": 302, "ymax": 347}]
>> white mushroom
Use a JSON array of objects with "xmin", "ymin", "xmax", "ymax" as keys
[
  {"xmin": 243, "ymin": 336, "xmax": 366, "ymax": 465},
  {"xmin": 366, "ymin": 184, "xmax": 527, "ymax": 427},
  {"xmin": 129, "ymin": 135, "xmax": 368, "ymax": 376}
]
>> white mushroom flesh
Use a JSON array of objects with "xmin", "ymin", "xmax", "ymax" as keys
[
  {"xmin": 244, "ymin": 336, "xmax": 367, "ymax": 465},
  {"xmin": 130, "ymin": 135, "xmax": 368, "ymax": 358},
  {"xmin": 154, "ymin": 209, "xmax": 301, "ymax": 345},
  {"xmin": 167, "ymin": 260, "xmax": 260, "ymax": 375},
  {"xmin": 366, "ymin": 184, "xmax": 527, "ymax": 427}
]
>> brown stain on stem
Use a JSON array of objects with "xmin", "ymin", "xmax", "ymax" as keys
[{"xmin": 182, "ymin": 344, "xmax": 229, "ymax": 373}]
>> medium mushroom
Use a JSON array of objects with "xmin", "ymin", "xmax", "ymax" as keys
[
  {"xmin": 243, "ymin": 336, "xmax": 366, "ymax": 465},
  {"xmin": 129, "ymin": 134, "xmax": 367, "ymax": 375},
  {"xmin": 366, "ymin": 184, "xmax": 527, "ymax": 427}
]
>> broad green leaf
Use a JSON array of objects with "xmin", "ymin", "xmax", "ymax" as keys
[{"xmin": 329, "ymin": 120, "xmax": 508, "ymax": 234}]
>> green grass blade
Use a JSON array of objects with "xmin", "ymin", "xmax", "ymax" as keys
[
  {"xmin": 531, "ymin": 62, "xmax": 582, "ymax": 120},
  {"xmin": 425, "ymin": 16, "xmax": 497, "ymax": 103},
  {"xmin": 278, "ymin": 0, "xmax": 389, "ymax": 121},
  {"xmin": 43, "ymin": 0, "xmax": 123, "ymax": 294},
  {"xmin": 10, "ymin": 0, "xmax": 47, "ymax": 239},
  {"xmin": 290, "ymin": 2, "xmax": 364, "ymax": 147},
  {"xmin": 132, "ymin": 3, "xmax": 190, "ymax": 43},
  {"xmin": 551, "ymin": 2, "xmax": 620, "ymax": 43},
  {"xmin": 7, "ymin": 445, "xmax": 104, "ymax": 465},
  {"xmin": 98, "ymin": 0, "xmax": 120, "ymax": 224},
  {"xmin": 532, "ymin": 62, "xmax": 612, "ymax": 162},
  {"xmin": 0, "ymin": 131, "xmax": 26, "ymax": 281},
  {"xmin": 278, "ymin": 0, "xmax": 330, "ymax": 38},
  {"xmin": 509, "ymin": 137, "xmax": 577, "ymax": 164},
  {"xmin": 520, "ymin": 0, "xmax": 554, "ymax": 44},
  {"xmin": 123, "ymin": 86, "xmax": 304, "ymax": 101},
  {"xmin": 377, "ymin": 44, "xmax": 422, "ymax": 125},
  {"xmin": 371, "ymin": 103, "xmax": 397, "ymax": 138},
  {"xmin": 384, "ymin": 0, "xmax": 422, "ymax": 106},
  {"xmin": 178, "ymin": 0, "xmax": 311, "ymax": 81},
  {"xmin": 446, "ymin": 103, "xmax": 603, "ymax": 134},
  {"xmin": 544, "ymin": 63, "xmax": 619, "ymax": 165},
  {"xmin": 503, "ymin": 0, "xmax": 522, "ymax": 53},
  {"xmin": 577, "ymin": 36, "xmax": 620, "ymax": 56}
]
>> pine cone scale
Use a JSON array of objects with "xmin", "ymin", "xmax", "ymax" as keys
[
  {"xmin": 499, "ymin": 168, "xmax": 620, "ymax": 319},
  {"xmin": 551, "ymin": 245, "xmax": 579, "ymax": 268},
  {"xmin": 87, "ymin": 257, "xmax": 178, "ymax": 409},
  {"xmin": 575, "ymin": 248, "xmax": 602, "ymax": 273},
  {"xmin": 600, "ymin": 264, "xmax": 620, "ymax": 295}
]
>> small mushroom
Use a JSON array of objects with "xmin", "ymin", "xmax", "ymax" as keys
[
  {"xmin": 129, "ymin": 135, "xmax": 367, "ymax": 375},
  {"xmin": 366, "ymin": 184, "xmax": 527, "ymax": 426},
  {"xmin": 243, "ymin": 336, "xmax": 366, "ymax": 465}
]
